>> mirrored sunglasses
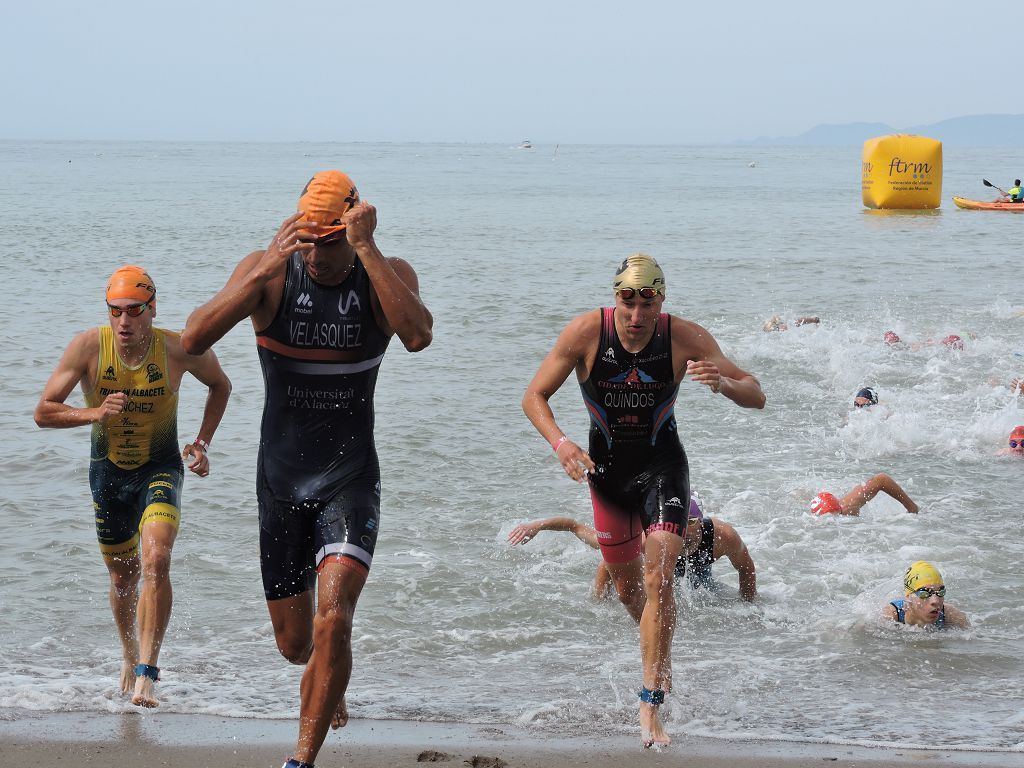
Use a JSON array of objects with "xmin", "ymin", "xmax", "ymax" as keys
[
  {"xmin": 616, "ymin": 287, "xmax": 660, "ymax": 300},
  {"xmin": 107, "ymin": 302, "xmax": 150, "ymax": 318}
]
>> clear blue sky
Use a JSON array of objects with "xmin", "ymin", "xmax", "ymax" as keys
[{"xmin": 3, "ymin": 1, "xmax": 1022, "ymax": 144}]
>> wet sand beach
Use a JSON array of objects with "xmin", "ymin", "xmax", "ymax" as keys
[{"xmin": 1, "ymin": 710, "xmax": 1018, "ymax": 768}]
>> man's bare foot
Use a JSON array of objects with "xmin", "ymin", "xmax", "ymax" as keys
[
  {"xmin": 119, "ymin": 661, "xmax": 137, "ymax": 696},
  {"xmin": 640, "ymin": 703, "xmax": 671, "ymax": 749},
  {"xmin": 131, "ymin": 674, "xmax": 159, "ymax": 708},
  {"xmin": 331, "ymin": 695, "xmax": 348, "ymax": 729}
]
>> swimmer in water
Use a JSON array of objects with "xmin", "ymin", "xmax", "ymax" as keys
[
  {"xmin": 762, "ymin": 314, "xmax": 820, "ymax": 332},
  {"xmin": 997, "ymin": 425, "xmax": 1024, "ymax": 456},
  {"xmin": 883, "ymin": 560, "xmax": 969, "ymax": 629},
  {"xmin": 508, "ymin": 492, "xmax": 757, "ymax": 601},
  {"xmin": 810, "ymin": 473, "xmax": 919, "ymax": 516},
  {"xmin": 853, "ymin": 387, "xmax": 878, "ymax": 409}
]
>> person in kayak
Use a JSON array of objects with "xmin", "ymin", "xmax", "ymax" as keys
[{"xmin": 996, "ymin": 179, "xmax": 1023, "ymax": 203}]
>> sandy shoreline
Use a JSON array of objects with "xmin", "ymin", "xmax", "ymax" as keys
[{"xmin": 1, "ymin": 709, "xmax": 1019, "ymax": 768}]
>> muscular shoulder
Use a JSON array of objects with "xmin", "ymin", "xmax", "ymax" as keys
[
  {"xmin": 67, "ymin": 327, "xmax": 102, "ymax": 362},
  {"xmin": 882, "ymin": 603, "xmax": 899, "ymax": 621},
  {"xmin": 710, "ymin": 519, "xmax": 743, "ymax": 555},
  {"xmin": 556, "ymin": 309, "xmax": 602, "ymax": 358},
  {"xmin": 669, "ymin": 316, "xmax": 719, "ymax": 356}
]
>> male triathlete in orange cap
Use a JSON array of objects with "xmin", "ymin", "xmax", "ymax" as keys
[{"xmin": 35, "ymin": 265, "xmax": 231, "ymax": 708}]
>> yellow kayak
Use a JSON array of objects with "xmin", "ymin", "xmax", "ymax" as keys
[{"xmin": 952, "ymin": 196, "xmax": 1024, "ymax": 211}]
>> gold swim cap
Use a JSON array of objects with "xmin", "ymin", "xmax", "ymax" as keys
[
  {"xmin": 904, "ymin": 560, "xmax": 943, "ymax": 595},
  {"xmin": 613, "ymin": 253, "xmax": 666, "ymax": 296},
  {"xmin": 106, "ymin": 265, "xmax": 156, "ymax": 307}
]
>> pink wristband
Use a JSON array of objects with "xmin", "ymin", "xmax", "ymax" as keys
[
  {"xmin": 551, "ymin": 435, "xmax": 568, "ymax": 452},
  {"xmin": 195, "ymin": 438, "xmax": 210, "ymax": 453}
]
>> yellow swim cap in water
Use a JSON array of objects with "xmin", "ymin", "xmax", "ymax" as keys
[
  {"xmin": 904, "ymin": 560, "xmax": 943, "ymax": 595},
  {"xmin": 613, "ymin": 253, "xmax": 666, "ymax": 296}
]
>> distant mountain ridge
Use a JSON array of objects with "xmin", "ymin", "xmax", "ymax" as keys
[{"xmin": 740, "ymin": 114, "xmax": 1024, "ymax": 146}]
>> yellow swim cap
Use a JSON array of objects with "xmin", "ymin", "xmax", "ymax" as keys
[
  {"xmin": 904, "ymin": 560, "xmax": 943, "ymax": 595},
  {"xmin": 613, "ymin": 253, "xmax": 666, "ymax": 296}
]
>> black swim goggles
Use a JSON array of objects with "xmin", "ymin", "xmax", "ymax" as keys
[{"xmin": 911, "ymin": 586, "xmax": 945, "ymax": 599}]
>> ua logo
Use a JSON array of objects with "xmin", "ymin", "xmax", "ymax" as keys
[
  {"xmin": 338, "ymin": 290, "xmax": 362, "ymax": 315},
  {"xmin": 296, "ymin": 293, "xmax": 313, "ymax": 307}
]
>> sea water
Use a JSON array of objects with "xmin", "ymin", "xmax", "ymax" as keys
[{"xmin": 0, "ymin": 140, "xmax": 1022, "ymax": 751}]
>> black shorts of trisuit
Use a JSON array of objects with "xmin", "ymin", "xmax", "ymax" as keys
[
  {"xmin": 257, "ymin": 466, "xmax": 381, "ymax": 601},
  {"xmin": 89, "ymin": 458, "xmax": 184, "ymax": 547}
]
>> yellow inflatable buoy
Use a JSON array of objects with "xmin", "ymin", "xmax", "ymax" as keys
[{"xmin": 862, "ymin": 134, "xmax": 943, "ymax": 209}]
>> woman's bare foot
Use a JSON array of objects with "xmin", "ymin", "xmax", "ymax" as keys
[
  {"xmin": 331, "ymin": 695, "xmax": 348, "ymax": 729},
  {"xmin": 640, "ymin": 703, "xmax": 671, "ymax": 749},
  {"xmin": 132, "ymin": 674, "xmax": 159, "ymax": 708},
  {"xmin": 119, "ymin": 661, "xmax": 137, "ymax": 696}
]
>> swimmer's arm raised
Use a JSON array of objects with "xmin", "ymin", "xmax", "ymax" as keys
[
  {"xmin": 34, "ymin": 330, "xmax": 121, "ymax": 428},
  {"xmin": 345, "ymin": 203, "xmax": 432, "ymax": 352},
  {"xmin": 182, "ymin": 214, "xmax": 310, "ymax": 355}
]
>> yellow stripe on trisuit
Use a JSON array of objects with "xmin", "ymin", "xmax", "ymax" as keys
[{"xmin": 140, "ymin": 502, "xmax": 180, "ymax": 530}]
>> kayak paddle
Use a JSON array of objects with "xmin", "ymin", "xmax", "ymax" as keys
[{"xmin": 983, "ymin": 179, "xmax": 1009, "ymax": 196}]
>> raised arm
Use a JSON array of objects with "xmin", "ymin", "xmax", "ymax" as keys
[
  {"xmin": 680, "ymin": 321, "xmax": 766, "ymax": 409},
  {"xmin": 181, "ymin": 213, "xmax": 310, "ymax": 355},
  {"xmin": 522, "ymin": 312, "xmax": 598, "ymax": 482},
  {"xmin": 344, "ymin": 203, "xmax": 432, "ymax": 352},
  {"xmin": 839, "ymin": 473, "xmax": 918, "ymax": 516},
  {"xmin": 713, "ymin": 521, "xmax": 757, "ymax": 601},
  {"xmin": 34, "ymin": 330, "xmax": 124, "ymax": 429},
  {"xmin": 176, "ymin": 342, "xmax": 232, "ymax": 477}
]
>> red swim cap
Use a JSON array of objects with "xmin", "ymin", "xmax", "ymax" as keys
[
  {"xmin": 942, "ymin": 334, "xmax": 964, "ymax": 350},
  {"xmin": 884, "ymin": 330, "xmax": 901, "ymax": 345},
  {"xmin": 810, "ymin": 492, "xmax": 842, "ymax": 515},
  {"xmin": 1011, "ymin": 425, "xmax": 1024, "ymax": 439}
]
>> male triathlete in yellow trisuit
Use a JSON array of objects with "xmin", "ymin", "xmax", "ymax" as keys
[{"xmin": 35, "ymin": 265, "xmax": 231, "ymax": 708}]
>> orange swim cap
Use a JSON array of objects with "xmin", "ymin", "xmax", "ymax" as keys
[
  {"xmin": 297, "ymin": 171, "xmax": 360, "ymax": 238},
  {"xmin": 1011, "ymin": 425, "xmax": 1024, "ymax": 439},
  {"xmin": 106, "ymin": 265, "xmax": 156, "ymax": 307},
  {"xmin": 810, "ymin": 492, "xmax": 842, "ymax": 515}
]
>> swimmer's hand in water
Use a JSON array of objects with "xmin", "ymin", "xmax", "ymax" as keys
[
  {"xmin": 508, "ymin": 521, "xmax": 543, "ymax": 545},
  {"xmin": 687, "ymin": 359, "xmax": 723, "ymax": 393},
  {"xmin": 554, "ymin": 439, "xmax": 595, "ymax": 483}
]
